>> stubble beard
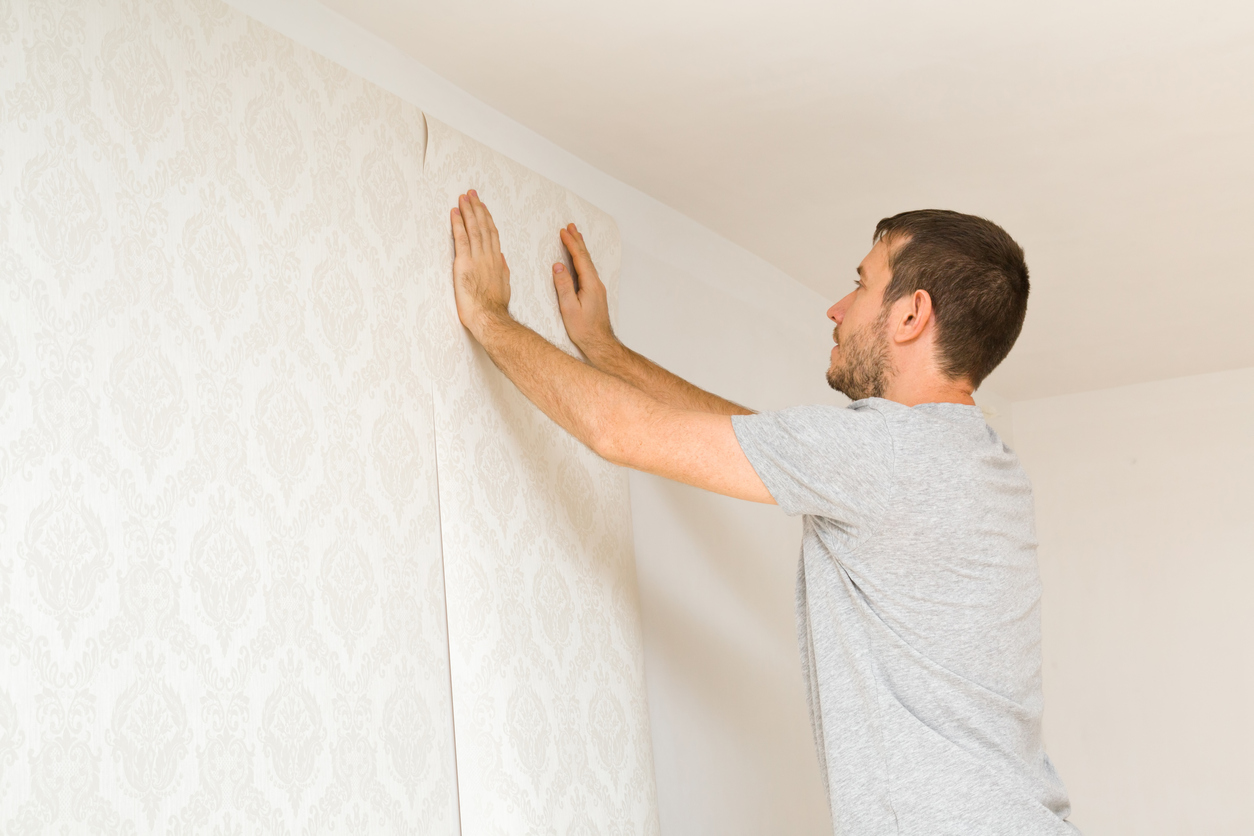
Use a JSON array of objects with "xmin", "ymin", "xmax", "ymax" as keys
[{"xmin": 825, "ymin": 309, "xmax": 892, "ymax": 401}]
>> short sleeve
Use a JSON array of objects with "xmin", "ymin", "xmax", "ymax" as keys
[{"xmin": 731, "ymin": 404, "xmax": 896, "ymax": 530}]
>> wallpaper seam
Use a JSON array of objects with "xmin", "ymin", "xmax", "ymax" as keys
[
  {"xmin": 423, "ymin": 116, "xmax": 659, "ymax": 834},
  {"xmin": 0, "ymin": 2, "xmax": 656, "ymax": 830},
  {"xmin": 430, "ymin": 388, "xmax": 465, "ymax": 836},
  {"xmin": 421, "ymin": 111, "xmax": 431, "ymax": 173}
]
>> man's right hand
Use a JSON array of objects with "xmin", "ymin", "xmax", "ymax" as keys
[
  {"xmin": 552, "ymin": 223, "xmax": 754, "ymax": 416},
  {"xmin": 553, "ymin": 223, "xmax": 617, "ymax": 361}
]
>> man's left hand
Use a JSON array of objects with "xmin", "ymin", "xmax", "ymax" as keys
[{"xmin": 451, "ymin": 189, "xmax": 511, "ymax": 336}]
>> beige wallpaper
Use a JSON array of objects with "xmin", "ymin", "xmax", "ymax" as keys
[
  {"xmin": 424, "ymin": 118, "xmax": 659, "ymax": 836},
  {"xmin": 0, "ymin": 0, "xmax": 456, "ymax": 832},
  {"xmin": 0, "ymin": 0, "xmax": 656, "ymax": 833}
]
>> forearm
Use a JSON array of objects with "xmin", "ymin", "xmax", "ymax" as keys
[
  {"xmin": 468, "ymin": 311, "xmax": 773, "ymax": 502},
  {"xmin": 470, "ymin": 312, "xmax": 664, "ymax": 459},
  {"xmin": 448, "ymin": 193, "xmax": 772, "ymax": 504},
  {"xmin": 581, "ymin": 338, "xmax": 754, "ymax": 416}
]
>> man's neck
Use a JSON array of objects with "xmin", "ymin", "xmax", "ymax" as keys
[{"xmin": 882, "ymin": 375, "xmax": 976, "ymax": 408}]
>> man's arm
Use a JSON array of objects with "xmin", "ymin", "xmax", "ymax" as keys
[
  {"xmin": 449, "ymin": 190, "xmax": 774, "ymax": 505},
  {"xmin": 551, "ymin": 224, "xmax": 754, "ymax": 416}
]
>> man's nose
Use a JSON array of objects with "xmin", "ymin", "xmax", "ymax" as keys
[{"xmin": 827, "ymin": 292, "xmax": 853, "ymax": 324}]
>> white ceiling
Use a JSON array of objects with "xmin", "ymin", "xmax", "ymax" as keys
[{"xmin": 321, "ymin": 0, "xmax": 1254, "ymax": 400}]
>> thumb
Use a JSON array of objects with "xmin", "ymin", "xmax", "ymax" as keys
[{"xmin": 553, "ymin": 262, "xmax": 578, "ymax": 310}]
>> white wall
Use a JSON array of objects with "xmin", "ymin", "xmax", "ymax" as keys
[
  {"xmin": 229, "ymin": 2, "xmax": 842, "ymax": 832},
  {"xmin": 1012, "ymin": 367, "xmax": 1254, "ymax": 835},
  {"xmin": 618, "ymin": 243, "xmax": 840, "ymax": 835}
]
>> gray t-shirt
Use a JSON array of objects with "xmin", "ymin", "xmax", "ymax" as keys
[{"xmin": 731, "ymin": 399, "xmax": 1077, "ymax": 836}]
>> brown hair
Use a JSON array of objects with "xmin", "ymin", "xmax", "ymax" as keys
[{"xmin": 874, "ymin": 209, "xmax": 1029, "ymax": 388}]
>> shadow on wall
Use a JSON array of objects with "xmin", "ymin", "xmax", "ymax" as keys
[{"xmin": 631, "ymin": 473, "xmax": 833, "ymax": 835}]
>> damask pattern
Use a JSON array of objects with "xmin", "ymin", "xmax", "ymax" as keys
[
  {"xmin": 0, "ymin": 0, "xmax": 458, "ymax": 832},
  {"xmin": 0, "ymin": 1, "xmax": 658, "ymax": 832},
  {"xmin": 423, "ymin": 118, "xmax": 660, "ymax": 836}
]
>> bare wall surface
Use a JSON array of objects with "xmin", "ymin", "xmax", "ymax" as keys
[
  {"xmin": 619, "ymin": 243, "xmax": 841, "ymax": 835},
  {"xmin": 1013, "ymin": 367, "xmax": 1254, "ymax": 835}
]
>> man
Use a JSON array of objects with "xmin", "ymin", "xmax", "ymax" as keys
[{"xmin": 449, "ymin": 190, "xmax": 1078, "ymax": 835}]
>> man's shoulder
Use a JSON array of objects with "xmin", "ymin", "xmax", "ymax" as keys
[{"xmin": 740, "ymin": 401, "xmax": 896, "ymax": 444}]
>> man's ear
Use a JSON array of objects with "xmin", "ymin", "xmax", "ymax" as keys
[{"xmin": 894, "ymin": 289, "xmax": 933, "ymax": 344}]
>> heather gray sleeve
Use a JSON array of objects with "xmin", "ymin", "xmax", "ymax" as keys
[{"xmin": 731, "ymin": 404, "xmax": 896, "ymax": 528}]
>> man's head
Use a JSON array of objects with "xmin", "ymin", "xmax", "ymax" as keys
[{"xmin": 825, "ymin": 210, "xmax": 1029, "ymax": 402}]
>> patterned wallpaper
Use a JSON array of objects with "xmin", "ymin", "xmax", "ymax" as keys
[
  {"xmin": 0, "ymin": 0, "xmax": 655, "ymax": 833},
  {"xmin": 425, "ymin": 118, "xmax": 659, "ymax": 835}
]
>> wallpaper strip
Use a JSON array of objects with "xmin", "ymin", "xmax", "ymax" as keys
[
  {"xmin": 0, "ymin": 1, "xmax": 459, "ymax": 833},
  {"xmin": 423, "ymin": 117, "xmax": 660, "ymax": 836}
]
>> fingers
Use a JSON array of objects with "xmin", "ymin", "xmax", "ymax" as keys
[
  {"xmin": 458, "ymin": 195, "xmax": 596, "ymax": 281},
  {"xmin": 553, "ymin": 261, "xmax": 578, "ymax": 307},
  {"xmin": 476, "ymin": 192, "xmax": 501, "ymax": 256},
  {"xmin": 487, "ymin": 216, "xmax": 500, "ymax": 256},
  {"xmin": 559, "ymin": 224, "xmax": 603, "ymax": 290},
  {"xmin": 467, "ymin": 190, "xmax": 488, "ymax": 249},
  {"xmin": 451, "ymin": 207, "xmax": 471, "ymax": 258},
  {"xmin": 458, "ymin": 193, "xmax": 481, "ymax": 255},
  {"xmin": 463, "ymin": 189, "xmax": 502, "ymax": 257}
]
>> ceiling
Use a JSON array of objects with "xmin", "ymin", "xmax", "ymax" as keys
[{"xmin": 320, "ymin": 0, "xmax": 1254, "ymax": 400}]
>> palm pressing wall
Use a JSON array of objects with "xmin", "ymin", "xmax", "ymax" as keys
[{"xmin": 0, "ymin": 0, "xmax": 657, "ymax": 833}]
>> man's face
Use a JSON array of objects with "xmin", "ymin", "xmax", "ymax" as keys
[{"xmin": 825, "ymin": 238, "xmax": 894, "ymax": 400}]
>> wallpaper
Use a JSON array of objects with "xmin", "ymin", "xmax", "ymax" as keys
[
  {"xmin": 0, "ymin": 0, "xmax": 458, "ymax": 833},
  {"xmin": 423, "ymin": 118, "xmax": 659, "ymax": 836},
  {"xmin": 0, "ymin": 1, "xmax": 658, "ymax": 832}
]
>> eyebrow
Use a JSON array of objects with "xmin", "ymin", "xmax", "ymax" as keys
[{"xmin": 856, "ymin": 266, "xmax": 864, "ymax": 278}]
